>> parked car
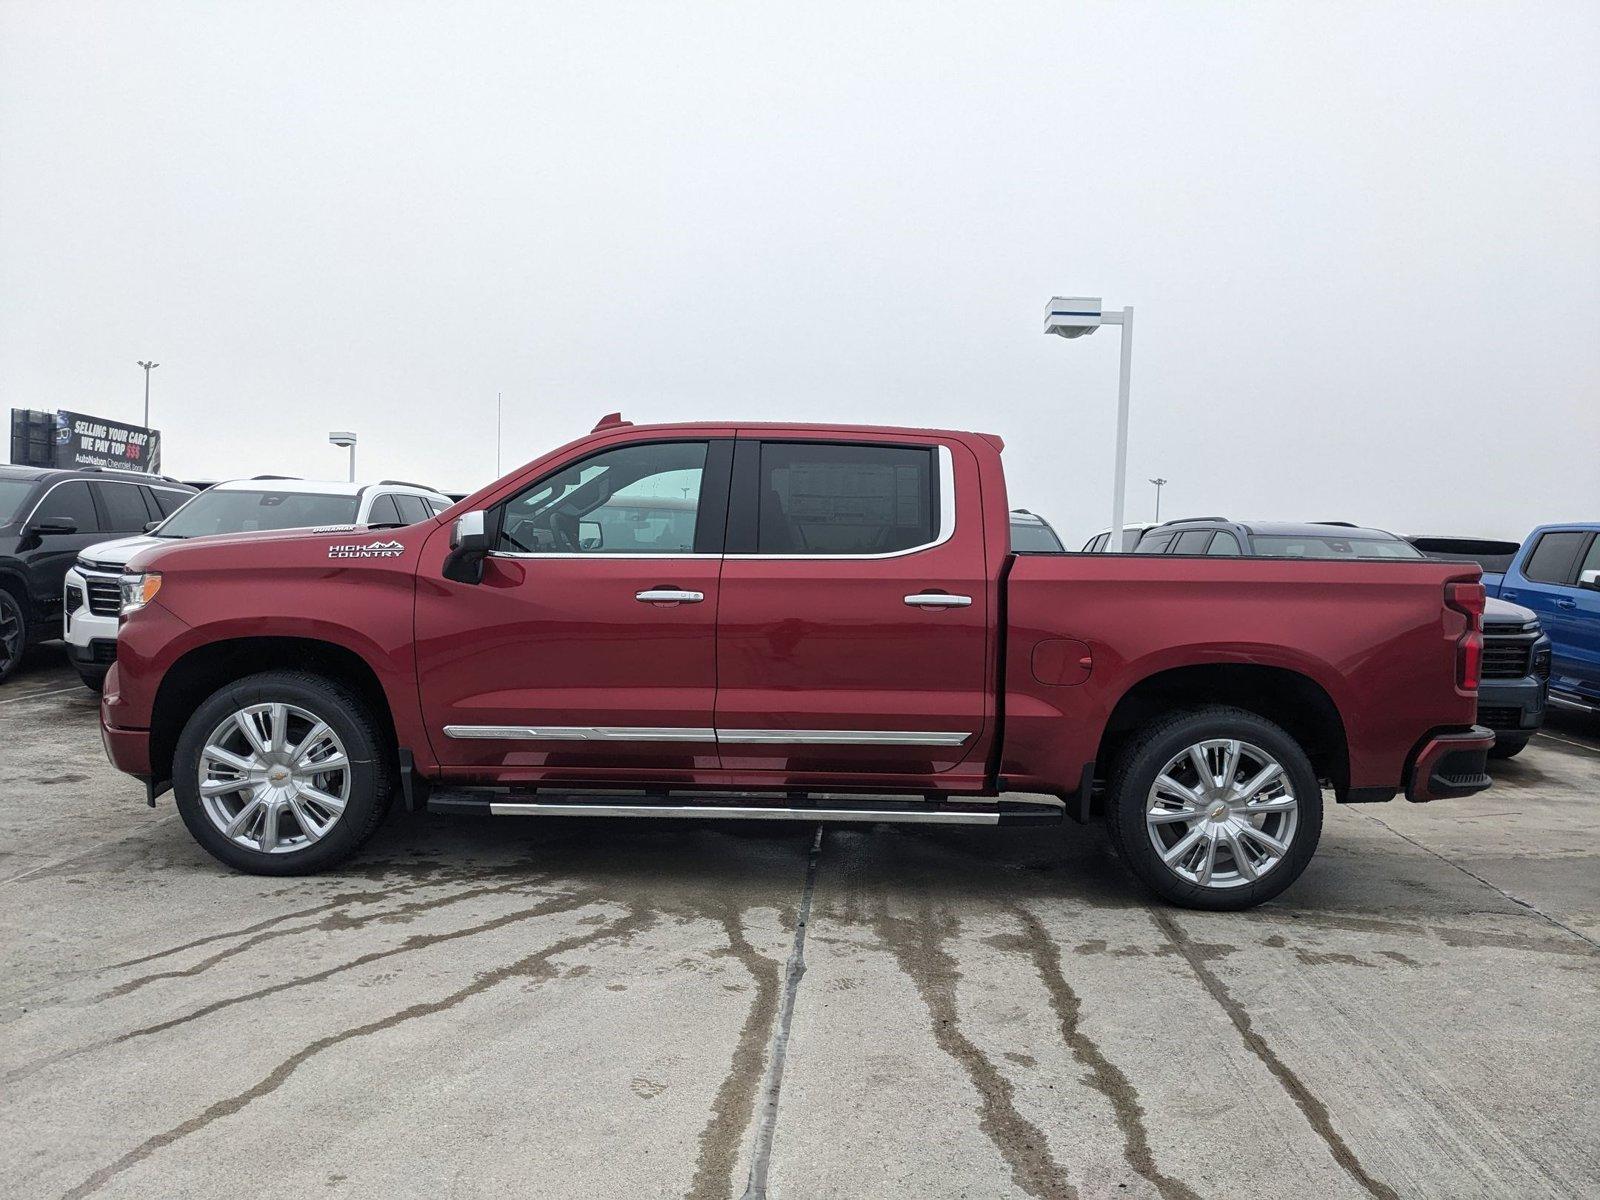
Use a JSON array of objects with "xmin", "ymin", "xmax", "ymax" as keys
[
  {"xmin": 63, "ymin": 476, "xmax": 451, "ymax": 690},
  {"xmin": 1409, "ymin": 536, "xmax": 1521, "ymax": 591},
  {"xmin": 1080, "ymin": 522, "xmax": 1158, "ymax": 552},
  {"xmin": 0, "ymin": 465, "xmax": 196, "ymax": 682},
  {"xmin": 101, "ymin": 418, "xmax": 1492, "ymax": 910},
  {"xmin": 1009, "ymin": 509, "xmax": 1065, "ymax": 552},
  {"xmin": 1482, "ymin": 524, "xmax": 1600, "ymax": 717},
  {"xmin": 1134, "ymin": 518, "xmax": 1426, "ymax": 559}
]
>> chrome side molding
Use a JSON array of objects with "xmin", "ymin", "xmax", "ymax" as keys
[
  {"xmin": 442, "ymin": 725, "xmax": 971, "ymax": 746},
  {"xmin": 443, "ymin": 725, "xmax": 715, "ymax": 742}
]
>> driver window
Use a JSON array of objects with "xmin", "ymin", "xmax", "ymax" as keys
[{"xmin": 496, "ymin": 441, "xmax": 708, "ymax": 555}]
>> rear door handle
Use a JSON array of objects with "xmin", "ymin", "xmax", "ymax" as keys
[
  {"xmin": 636, "ymin": 589, "xmax": 704, "ymax": 603},
  {"xmin": 904, "ymin": 593, "xmax": 973, "ymax": 608}
]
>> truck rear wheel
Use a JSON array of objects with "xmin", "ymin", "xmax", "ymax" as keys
[
  {"xmin": 1104, "ymin": 706, "xmax": 1323, "ymax": 910},
  {"xmin": 172, "ymin": 671, "xmax": 393, "ymax": 875}
]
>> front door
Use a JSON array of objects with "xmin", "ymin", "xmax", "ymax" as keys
[
  {"xmin": 713, "ymin": 435, "xmax": 992, "ymax": 783},
  {"xmin": 415, "ymin": 438, "xmax": 730, "ymax": 780},
  {"xmin": 21, "ymin": 479, "xmax": 104, "ymax": 625}
]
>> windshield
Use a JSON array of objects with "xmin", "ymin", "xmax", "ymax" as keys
[
  {"xmin": 156, "ymin": 490, "xmax": 359, "ymax": 538},
  {"xmin": 1251, "ymin": 534, "xmax": 1423, "ymax": 560},
  {"xmin": 0, "ymin": 479, "xmax": 36, "ymax": 526}
]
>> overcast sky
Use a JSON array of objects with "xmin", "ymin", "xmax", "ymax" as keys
[{"xmin": 2, "ymin": 1, "xmax": 1596, "ymax": 543}]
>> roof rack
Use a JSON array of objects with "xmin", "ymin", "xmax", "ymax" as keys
[
  {"xmin": 375, "ymin": 479, "xmax": 441, "ymax": 492},
  {"xmin": 1312, "ymin": 521, "xmax": 1358, "ymax": 527},
  {"xmin": 78, "ymin": 465, "xmax": 186, "ymax": 484},
  {"xmin": 1160, "ymin": 515, "xmax": 1230, "ymax": 526},
  {"xmin": 248, "ymin": 474, "xmax": 301, "ymax": 481}
]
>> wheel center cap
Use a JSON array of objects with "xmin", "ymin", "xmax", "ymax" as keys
[
  {"xmin": 267, "ymin": 766, "xmax": 290, "ymax": 784},
  {"xmin": 1208, "ymin": 801, "xmax": 1229, "ymax": 821}
]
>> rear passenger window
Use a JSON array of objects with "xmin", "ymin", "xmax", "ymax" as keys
[
  {"xmin": 1523, "ymin": 531, "xmax": 1587, "ymax": 584},
  {"xmin": 756, "ymin": 442, "xmax": 936, "ymax": 555},
  {"xmin": 1173, "ymin": 530, "xmax": 1213, "ymax": 554},
  {"xmin": 150, "ymin": 488, "xmax": 192, "ymax": 517},
  {"xmin": 1207, "ymin": 532, "xmax": 1242, "ymax": 555},
  {"xmin": 394, "ymin": 494, "xmax": 430, "ymax": 524},
  {"xmin": 365, "ymin": 494, "xmax": 403, "ymax": 526},
  {"xmin": 1135, "ymin": 532, "xmax": 1175, "ymax": 554},
  {"xmin": 95, "ymin": 483, "xmax": 152, "ymax": 532}
]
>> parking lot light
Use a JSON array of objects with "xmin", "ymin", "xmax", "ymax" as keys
[
  {"xmin": 328, "ymin": 431, "xmax": 358, "ymax": 482},
  {"xmin": 1044, "ymin": 296, "xmax": 1135, "ymax": 550}
]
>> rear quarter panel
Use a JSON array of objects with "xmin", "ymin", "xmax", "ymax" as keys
[{"xmin": 1004, "ymin": 554, "xmax": 1480, "ymax": 793}]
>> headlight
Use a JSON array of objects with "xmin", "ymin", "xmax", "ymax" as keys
[{"xmin": 120, "ymin": 572, "xmax": 163, "ymax": 615}]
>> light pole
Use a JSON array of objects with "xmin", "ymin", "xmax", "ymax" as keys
[
  {"xmin": 328, "ymin": 431, "xmax": 358, "ymax": 482},
  {"xmin": 1149, "ymin": 477, "xmax": 1168, "ymax": 521},
  {"xmin": 1045, "ymin": 297, "xmax": 1135, "ymax": 550},
  {"xmin": 136, "ymin": 360, "xmax": 159, "ymax": 431},
  {"xmin": 496, "ymin": 391, "xmax": 503, "ymax": 476}
]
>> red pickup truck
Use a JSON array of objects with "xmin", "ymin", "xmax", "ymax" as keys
[{"xmin": 101, "ymin": 418, "xmax": 1493, "ymax": 909}]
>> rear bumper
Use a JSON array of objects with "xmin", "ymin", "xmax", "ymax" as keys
[{"xmin": 1405, "ymin": 725, "xmax": 1495, "ymax": 803}]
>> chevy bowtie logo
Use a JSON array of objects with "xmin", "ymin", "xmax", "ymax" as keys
[{"xmin": 328, "ymin": 540, "xmax": 405, "ymax": 559}]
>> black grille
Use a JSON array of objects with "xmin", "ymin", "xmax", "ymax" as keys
[
  {"xmin": 86, "ymin": 580, "xmax": 122, "ymax": 617},
  {"xmin": 88, "ymin": 638, "xmax": 117, "ymax": 664},
  {"xmin": 1477, "ymin": 705, "xmax": 1521, "ymax": 729},
  {"xmin": 1483, "ymin": 620, "xmax": 1535, "ymax": 635},
  {"xmin": 1481, "ymin": 639, "xmax": 1533, "ymax": 679}
]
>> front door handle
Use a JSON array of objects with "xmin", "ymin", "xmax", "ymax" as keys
[
  {"xmin": 1501, "ymin": 590, "xmax": 1519, "ymax": 600},
  {"xmin": 1556, "ymin": 599, "xmax": 1577, "ymax": 609},
  {"xmin": 636, "ymin": 589, "xmax": 704, "ymax": 604},
  {"xmin": 904, "ymin": 593, "xmax": 973, "ymax": 609}
]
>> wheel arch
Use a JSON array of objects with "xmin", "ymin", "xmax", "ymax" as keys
[
  {"xmin": 149, "ymin": 636, "xmax": 397, "ymax": 793},
  {"xmin": 1094, "ymin": 662, "xmax": 1351, "ymax": 798}
]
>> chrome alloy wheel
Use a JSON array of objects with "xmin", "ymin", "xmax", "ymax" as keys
[
  {"xmin": 1145, "ymin": 739, "xmax": 1299, "ymax": 889},
  {"xmin": 198, "ymin": 703, "xmax": 351, "ymax": 854}
]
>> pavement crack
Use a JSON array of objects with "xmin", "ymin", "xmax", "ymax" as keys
[
  {"xmin": 1007, "ymin": 905, "xmax": 1202, "ymax": 1200},
  {"xmin": 101, "ymin": 877, "xmax": 552, "ymax": 998},
  {"xmin": 1149, "ymin": 909, "xmax": 1398, "ymax": 1200},
  {"xmin": 2, "ymin": 890, "xmax": 596, "ymax": 1088},
  {"xmin": 734, "ymin": 826, "xmax": 823, "ymax": 1200},
  {"xmin": 874, "ymin": 895, "xmax": 1077, "ymax": 1200},
  {"xmin": 1353, "ymin": 810, "xmax": 1600, "ymax": 952},
  {"xmin": 59, "ymin": 904, "xmax": 655, "ymax": 1200}
]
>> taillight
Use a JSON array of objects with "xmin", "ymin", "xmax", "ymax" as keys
[{"xmin": 1445, "ymin": 580, "xmax": 1486, "ymax": 692}]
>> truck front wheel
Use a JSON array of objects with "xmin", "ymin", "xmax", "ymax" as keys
[
  {"xmin": 172, "ymin": 671, "xmax": 394, "ymax": 875},
  {"xmin": 1104, "ymin": 706, "xmax": 1323, "ymax": 911}
]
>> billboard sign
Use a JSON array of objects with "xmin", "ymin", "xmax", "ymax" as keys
[{"xmin": 51, "ymin": 410, "xmax": 162, "ymax": 473}]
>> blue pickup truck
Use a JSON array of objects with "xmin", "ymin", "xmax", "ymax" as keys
[{"xmin": 1481, "ymin": 524, "xmax": 1600, "ymax": 718}]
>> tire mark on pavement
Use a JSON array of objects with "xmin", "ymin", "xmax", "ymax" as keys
[
  {"xmin": 874, "ymin": 896, "xmax": 1079, "ymax": 1200},
  {"xmin": 1150, "ymin": 909, "xmax": 1398, "ymax": 1200},
  {"xmin": 1004, "ymin": 905, "xmax": 1202, "ymax": 1200},
  {"xmin": 60, "ymin": 903, "xmax": 655, "ymax": 1200}
]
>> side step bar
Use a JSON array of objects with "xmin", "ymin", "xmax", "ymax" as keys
[{"xmin": 427, "ymin": 789, "xmax": 1064, "ymax": 826}]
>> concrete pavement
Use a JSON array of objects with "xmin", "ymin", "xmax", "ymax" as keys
[{"xmin": 3, "ymin": 647, "xmax": 1597, "ymax": 1199}]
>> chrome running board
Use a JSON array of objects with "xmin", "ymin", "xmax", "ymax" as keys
[{"xmin": 427, "ymin": 790, "xmax": 1064, "ymax": 826}]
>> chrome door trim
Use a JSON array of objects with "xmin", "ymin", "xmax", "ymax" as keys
[
  {"xmin": 487, "ymin": 800, "xmax": 1001, "ymax": 824},
  {"xmin": 904, "ymin": 593, "xmax": 973, "ymax": 608},
  {"xmin": 715, "ymin": 728, "xmax": 970, "ymax": 746},
  {"xmin": 444, "ymin": 725, "xmax": 716, "ymax": 742},
  {"xmin": 443, "ymin": 725, "xmax": 971, "ymax": 746}
]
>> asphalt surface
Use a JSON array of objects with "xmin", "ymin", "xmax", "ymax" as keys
[{"xmin": 3, "ymin": 644, "xmax": 1598, "ymax": 1200}]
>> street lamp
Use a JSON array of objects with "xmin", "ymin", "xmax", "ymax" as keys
[
  {"xmin": 328, "ymin": 431, "xmax": 358, "ymax": 482},
  {"xmin": 1044, "ymin": 297, "xmax": 1135, "ymax": 550},
  {"xmin": 1149, "ymin": 477, "xmax": 1168, "ymax": 521},
  {"xmin": 136, "ymin": 361, "xmax": 159, "ymax": 431}
]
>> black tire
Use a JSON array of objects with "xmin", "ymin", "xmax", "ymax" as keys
[
  {"xmin": 0, "ymin": 587, "xmax": 27, "ymax": 684},
  {"xmin": 172, "ymin": 670, "xmax": 393, "ymax": 875},
  {"xmin": 1487, "ymin": 737, "xmax": 1527, "ymax": 760},
  {"xmin": 76, "ymin": 668, "xmax": 106, "ymax": 694},
  {"xmin": 1104, "ymin": 706, "xmax": 1323, "ymax": 911}
]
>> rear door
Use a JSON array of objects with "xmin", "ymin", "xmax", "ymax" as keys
[
  {"xmin": 713, "ymin": 434, "xmax": 989, "ymax": 780},
  {"xmin": 1506, "ymin": 531, "xmax": 1588, "ymax": 670},
  {"xmin": 416, "ymin": 437, "xmax": 731, "ymax": 774}
]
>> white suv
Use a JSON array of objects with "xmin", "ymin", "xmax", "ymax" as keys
[{"xmin": 63, "ymin": 477, "xmax": 452, "ymax": 689}]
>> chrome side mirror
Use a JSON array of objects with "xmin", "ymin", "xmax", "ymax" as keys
[
  {"xmin": 1580, "ymin": 569, "xmax": 1600, "ymax": 593},
  {"xmin": 450, "ymin": 510, "xmax": 490, "ymax": 552}
]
